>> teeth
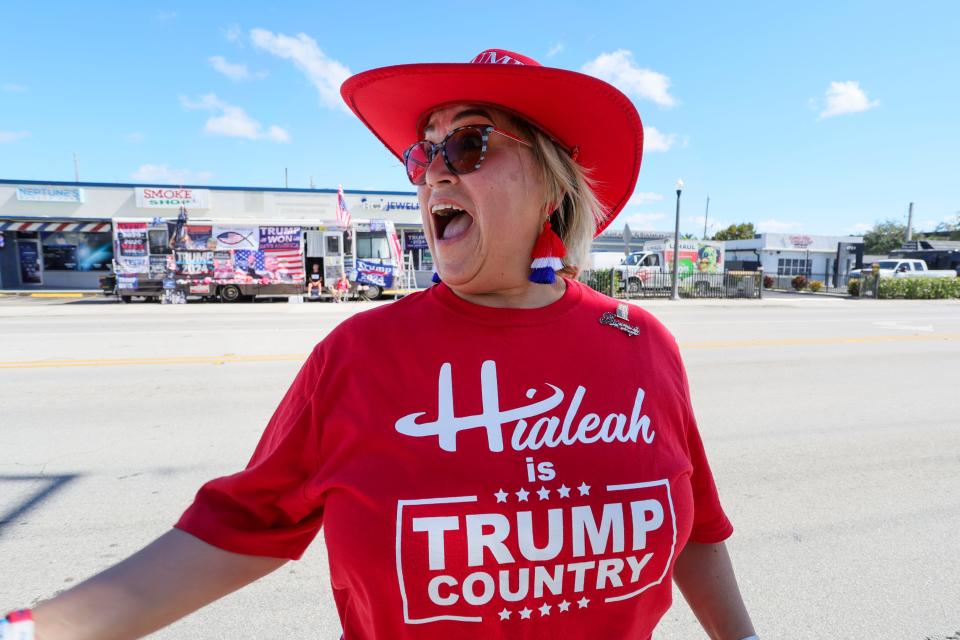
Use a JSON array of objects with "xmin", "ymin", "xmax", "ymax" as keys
[{"xmin": 431, "ymin": 203, "xmax": 465, "ymax": 216}]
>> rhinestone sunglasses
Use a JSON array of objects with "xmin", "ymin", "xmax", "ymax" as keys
[{"xmin": 402, "ymin": 125, "xmax": 532, "ymax": 186}]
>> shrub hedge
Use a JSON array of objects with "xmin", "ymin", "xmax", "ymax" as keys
[
  {"xmin": 586, "ymin": 268, "xmax": 621, "ymax": 296},
  {"xmin": 877, "ymin": 277, "xmax": 960, "ymax": 299}
]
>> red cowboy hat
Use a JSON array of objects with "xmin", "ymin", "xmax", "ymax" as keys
[{"xmin": 340, "ymin": 49, "xmax": 643, "ymax": 236}]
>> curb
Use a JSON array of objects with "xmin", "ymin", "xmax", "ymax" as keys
[
  {"xmin": 766, "ymin": 289, "xmax": 851, "ymax": 299},
  {"xmin": 0, "ymin": 290, "xmax": 103, "ymax": 299}
]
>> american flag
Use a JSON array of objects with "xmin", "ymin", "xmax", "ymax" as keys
[
  {"xmin": 389, "ymin": 230, "xmax": 404, "ymax": 272},
  {"xmin": 264, "ymin": 249, "xmax": 304, "ymax": 280},
  {"xmin": 336, "ymin": 184, "xmax": 351, "ymax": 227},
  {"xmin": 234, "ymin": 250, "xmax": 264, "ymax": 271}
]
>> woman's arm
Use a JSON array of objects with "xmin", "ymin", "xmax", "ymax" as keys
[
  {"xmin": 30, "ymin": 529, "xmax": 286, "ymax": 640},
  {"xmin": 672, "ymin": 540, "xmax": 756, "ymax": 640}
]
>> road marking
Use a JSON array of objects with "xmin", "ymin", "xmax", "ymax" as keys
[
  {"xmin": 0, "ymin": 353, "xmax": 308, "ymax": 369},
  {"xmin": 2, "ymin": 333, "xmax": 959, "ymax": 370},
  {"xmin": 873, "ymin": 320, "xmax": 935, "ymax": 332},
  {"xmin": 28, "ymin": 293, "xmax": 86, "ymax": 298},
  {"xmin": 682, "ymin": 333, "xmax": 960, "ymax": 349}
]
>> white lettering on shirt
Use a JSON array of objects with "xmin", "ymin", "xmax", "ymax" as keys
[{"xmin": 394, "ymin": 360, "xmax": 655, "ymax": 453}]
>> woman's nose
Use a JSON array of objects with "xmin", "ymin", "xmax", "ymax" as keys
[{"xmin": 424, "ymin": 145, "xmax": 459, "ymax": 188}]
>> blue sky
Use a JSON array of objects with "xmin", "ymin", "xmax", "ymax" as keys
[{"xmin": 2, "ymin": 0, "xmax": 957, "ymax": 237}]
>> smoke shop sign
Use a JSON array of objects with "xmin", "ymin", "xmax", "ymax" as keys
[{"xmin": 135, "ymin": 187, "xmax": 210, "ymax": 209}]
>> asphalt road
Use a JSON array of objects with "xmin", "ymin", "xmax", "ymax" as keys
[{"xmin": 1, "ymin": 293, "xmax": 958, "ymax": 639}]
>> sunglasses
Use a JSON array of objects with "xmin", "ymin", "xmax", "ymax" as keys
[{"xmin": 402, "ymin": 125, "xmax": 532, "ymax": 186}]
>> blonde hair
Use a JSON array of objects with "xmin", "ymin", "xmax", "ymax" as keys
[{"xmin": 506, "ymin": 114, "xmax": 606, "ymax": 279}]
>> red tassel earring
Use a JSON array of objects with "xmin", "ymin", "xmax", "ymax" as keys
[{"xmin": 529, "ymin": 217, "xmax": 566, "ymax": 284}]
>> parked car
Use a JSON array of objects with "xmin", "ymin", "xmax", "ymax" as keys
[{"xmin": 848, "ymin": 259, "xmax": 956, "ymax": 281}]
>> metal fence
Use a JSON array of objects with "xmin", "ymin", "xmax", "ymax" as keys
[
  {"xmin": 765, "ymin": 272, "xmax": 852, "ymax": 293},
  {"xmin": 579, "ymin": 270, "xmax": 763, "ymax": 299}
]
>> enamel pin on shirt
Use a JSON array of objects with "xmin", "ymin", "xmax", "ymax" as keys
[{"xmin": 599, "ymin": 303, "xmax": 640, "ymax": 336}]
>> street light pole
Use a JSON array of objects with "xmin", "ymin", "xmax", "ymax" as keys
[{"xmin": 671, "ymin": 179, "xmax": 684, "ymax": 300}]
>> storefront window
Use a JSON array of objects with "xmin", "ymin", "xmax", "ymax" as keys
[
  {"xmin": 40, "ymin": 231, "xmax": 112, "ymax": 271},
  {"xmin": 777, "ymin": 258, "xmax": 812, "ymax": 276}
]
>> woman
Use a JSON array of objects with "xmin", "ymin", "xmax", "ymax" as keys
[
  {"xmin": 2, "ymin": 49, "xmax": 756, "ymax": 640},
  {"xmin": 332, "ymin": 272, "xmax": 350, "ymax": 303}
]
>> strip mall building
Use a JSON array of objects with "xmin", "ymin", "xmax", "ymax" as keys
[{"xmin": 0, "ymin": 179, "xmax": 427, "ymax": 290}]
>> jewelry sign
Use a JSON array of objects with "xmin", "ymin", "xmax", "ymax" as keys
[{"xmin": 135, "ymin": 187, "xmax": 210, "ymax": 209}]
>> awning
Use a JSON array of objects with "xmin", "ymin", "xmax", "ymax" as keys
[{"xmin": 0, "ymin": 220, "xmax": 112, "ymax": 232}]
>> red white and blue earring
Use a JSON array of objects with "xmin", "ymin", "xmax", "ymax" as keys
[{"xmin": 528, "ymin": 216, "xmax": 566, "ymax": 284}]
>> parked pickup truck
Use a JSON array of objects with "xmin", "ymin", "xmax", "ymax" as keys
[{"xmin": 849, "ymin": 259, "xmax": 956, "ymax": 280}]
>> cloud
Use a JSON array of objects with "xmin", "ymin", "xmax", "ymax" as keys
[
  {"xmin": 847, "ymin": 222, "xmax": 872, "ymax": 233},
  {"xmin": 757, "ymin": 218, "xmax": 803, "ymax": 232},
  {"xmin": 208, "ymin": 55, "xmax": 266, "ymax": 82},
  {"xmin": 155, "ymin": 10, "xmax": 178, "ymax": 21},
  {"xmin": 223, "ymin": 23, "xmax": 243, "ymax": 43},
  {"xmin": 581, "ymin": 50, "xmax": 676, "ymax": 107},
  {"xmin": 618, "ymin": 212, "xmax": 668, "ymax": 228},
  {"xmin": 250, "ymin": 28, "xmax": 351, "ymax": 111},
  {"xmin": 644, "ymin": 126, "xmax": 677, "ymax": 153},
  {"xmin": 818, "ymin": 81, "xmax": 879, "ymax": 119},
  {"xmin": 125, "ymin": 132, "xmax": 145, "ymax": 143},
  {"xmin": 0, "ymin": 131, "xmax": 30, "ymax": 143},
  {"xmin": 131, "ymin": 164, "xmax": 214, "ymax": 184},
  {"xmin": 687, "ymin": 216, "xmax": 729, "ymax": 235},
  {"xmin": 627, "ymin": 191, "xmax": 664, "ymax": 206},
  {"xmin": 180, "ymin": 93, "xmax": 290, "ymax": 142},
  {"xmin": 546, "ymin": 43, "xmax": 564, "ymax": 58},
  {"xmin": 2, "ymin": 83, "xmax": 26, "ymax": 92}
]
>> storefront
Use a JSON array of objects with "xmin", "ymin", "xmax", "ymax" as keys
[
  {"xmin": 0, "ymin": 179, "xmax": 424, "ymax": 290},
  {"xmin": 724, "ymin": 233, "xmax": 864, "ymax": 285},
  {"xmin": 0, "ymin": 218, "xmax": 113, "ymax": 289}
]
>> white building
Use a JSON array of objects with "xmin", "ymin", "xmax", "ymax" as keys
[
  {"xmin": 0, "ymin": 179, "xmax": 427, "ymax": 290},
  {"xmin": 724, "ymin": 233, "xmax": 864, "ymax": 284}
]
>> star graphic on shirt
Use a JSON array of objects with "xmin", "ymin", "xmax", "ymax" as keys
[
  {"xmin": 494, "ymin": 489, "xmax": 508, "ymax": 503},
  {"xmin": 578, "ymin": 482, "xmax": 591, "ymax": 496},
  {"xmin": 516, "ymin": 488, "xmax": 530, "ymax": 502},
  {"xmin": 519, "ymin": 607, "xmax": 532, "ymax": 619},
  {"xmin": 558, "ymin": 600, "xmax": 571, "ymax": 612},
  {"xmin": 498, "ymin": 608, "xmax": 511, "ymax": 620},
  {"xmin": 536, "ymin": 486, "xmax": 551, "ymax": 500},
  {"xmin": 577, "ymin": 596, "xmax": 590, "ymax": 609},
  {"xmin": 538, "ymin": 603, "xmax": 552, "ymax": 616},
  {"xmin": 557, "ymin": 484, "xmax": 571, "ymax": 498}
]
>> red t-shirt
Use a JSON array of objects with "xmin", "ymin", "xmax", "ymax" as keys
[{"xmin": 176, "ymin": 279, "xmax": 733, "ymax": 639}]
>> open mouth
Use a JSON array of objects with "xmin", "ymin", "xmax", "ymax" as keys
[{"xmin": 432, "ymin": 203, "xmax": 473, "ymax": 241}]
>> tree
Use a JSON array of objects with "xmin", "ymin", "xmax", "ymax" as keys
[
  {"xmin": 712, "ymin": 222, "xmax": 756, "ymax": 241},
  {"xmin": 931, "ymin": 214, "xmax": 960, "ymax": 241},
  {"xmin": 862, "ymin": 219, "xmax": 907, "ymax": 254}
]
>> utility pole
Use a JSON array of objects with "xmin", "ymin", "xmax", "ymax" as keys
[
  {"xmin": 310, "ymin": 175, "xmax": 315, "ymax": 190},
  {"xmin": 671, "ymin": 180, "xmax": 684, "ymax": 301},
  {"xmin": 73, "ymin": 153, "xmax": 80, "ymax": 182},
  {"xmin": 905, "ymin": 202, "xmax": 914, "ymax": 242},
  {"xmin": 284, "ymin": 168, "xmax": 289, "ymax": 189},
  {"xmin": 703, "ymin": 196, "xmax": 710, "ymax": 239}
]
